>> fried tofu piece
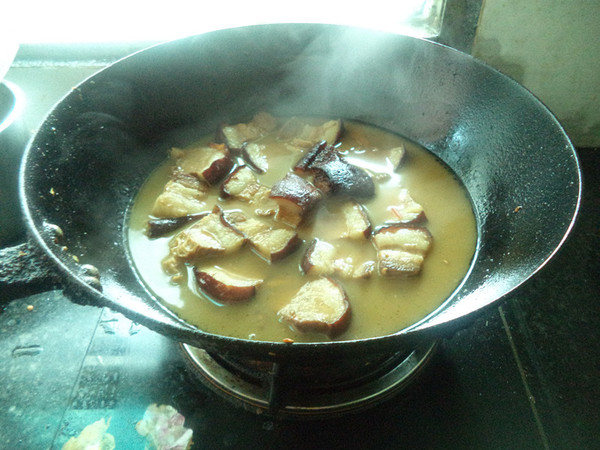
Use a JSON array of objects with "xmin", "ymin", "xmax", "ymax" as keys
[
  {"xmin": 167, "ymin": 207, "xmax": 245, "ymax": 263},
  {"xmin": 270, "ymin": 173, "xmax": 322, "ymax": 228},
  {"xmin": 223, "ymin": 211, "xmax": 300, "ymax": 262},
  {"xmin": 277, "ymin": 277, "xmax": 351, "ymax": 337},
  {"xmin": 194, "ymin": 267, "xmax": 263, "ymax": 303},
  {"xmin": 171, "ymin": 144, "xmax": 234, "ymax": 185},
  {"xmin": 372, "ymin": 225, "xmax": 432, "ymax": 277},
  {"xmin": 151, "ymin": 173, "xmax": 210, "ymax": 218}
]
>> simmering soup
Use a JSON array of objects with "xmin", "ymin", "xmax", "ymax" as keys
[{"xmin": 127, "ymin": 114, "xmax": 477, "ymax": 343}]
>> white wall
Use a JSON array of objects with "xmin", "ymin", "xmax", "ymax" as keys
[{"xmin": 471, "ymin": 0, "xmax": 600, "ymax": 147}]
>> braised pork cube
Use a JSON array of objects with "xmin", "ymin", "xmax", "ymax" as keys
[
  {"xmin": 171, "ymin": 144, "xmax": 234, "ymax": 185},
  {"xmin": 293, "ymin": 140, "xmax": 331, "ymax": 173},
  {"xmin": 220, "ymin": 165, "xmax": 277, "ymax": 216},
  {"xmin": 386, "ymin": 145, "xmax": 407, "ymax": 171},
  {"xmin": 277, "ymin": 277, "xmax": 351, "ymax": 337},
  {"xmin": 223, "ymin": 211, "xmax": 300, "ymax": 262},
  {"xmin": 269, "ymin": 173, "xmax": 322, "ymax": 227},
  {"xmin": 372, "ymin": 225, "xmax": 432, "ymax": 277},
  {"xmin": 351, "ymin": 260, "xmax": 376, "ymax": 279},
  {"xmin": 331, "ymin": 258, "xmax": 376, "ymax": 279},
  {"xmin": 167, "ymin": 207, "xmax": 245, "ymax": 263},
  {"xmin": 151, "ymin": 173, "xmax": 210, "ymax": 218},
  {"xmin": 387, "ymin": 189, "xmax": 426, "ymax": 224},
  {"xmin": 295, "ymin": 142, "xmax": 375, "ymax": 199},
  {"xmin": 278, "ymin": 117, "xmax": 344, "ymax": 148},
  {"xmin": 218, "ymin": 112, "xmax": 278, "ymax": 151},
  {"xmin": 376, "ymin": 249, "xmax": 426, "ymax": 277},
  {"xmin": 147, "ymin": 212, "xmax": 209, "ymax": 238},
  {"xmin": 241, "ymin": 142, "xmax": 268, "ymax": 173},
  {"xmin": 302, "ymin": 239, "xmax": 376, "ymax": 279},
  {"xmin": 194, "ymin": 267, "xmax": 262, "ymax": 303},
  {"xmin": 341, "ymin": 201, "xmax": 372, "ymax": 239},
  {"xmin": 301, "ymin": 239, "xmax": 337, "ymax": 276}
]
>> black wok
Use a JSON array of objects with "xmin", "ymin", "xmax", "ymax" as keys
[{"xmin": 1, "ymin": 24, "xmax": 581, "ymax": 362}]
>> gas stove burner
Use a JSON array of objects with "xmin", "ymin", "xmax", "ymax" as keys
[{"xmin": 181, "ymin": 341, "xmax": 438, "ymax": 419}]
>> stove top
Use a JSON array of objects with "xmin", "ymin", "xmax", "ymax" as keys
[{"xmin": 1, "ymin": 48, "xmax": 599, "ymax": 449}]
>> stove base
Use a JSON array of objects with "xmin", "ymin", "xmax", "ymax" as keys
[{"xmin": 181, "ymin": 341, "xmax": 438, "ymax": 419}]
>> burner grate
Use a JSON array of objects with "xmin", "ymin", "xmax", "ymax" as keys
[{"xmin": 181, "ymin": 341, "xmax": 438, "ymax": 419}]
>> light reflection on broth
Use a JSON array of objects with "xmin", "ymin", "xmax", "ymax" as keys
[{"xmin": 127, "ymin": 119, "xmax": 477, "ymax": 342}]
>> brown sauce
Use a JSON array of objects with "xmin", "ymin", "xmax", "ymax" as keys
[{"xmin": 127, "ymin": 120, "xmax": 477, "ymax": 342}]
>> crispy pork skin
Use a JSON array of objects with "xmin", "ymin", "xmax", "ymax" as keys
[
  {"xmin": 151, "ymin": 173, "xmax": 210, "ymax": 218},
  {"xmin": 277, "ymin": 277, "xmax": 351, "ymax": 337},
  {"xmin": 223, "ymin": 211, "xmax": 301, "ymax": 262},
  {"xmin": 372, "ymin": 225, "xmax": 432, "ymax": 276},
  {"xmin": 270, "ymin": 173, "xmax": 322, "ymax": 227},
  {"xmin": 194, "ymin": 267, "xmax": 262, "ymax": 303}
]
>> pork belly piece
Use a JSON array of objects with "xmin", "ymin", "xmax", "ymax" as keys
[
  {"xmin": 223, "ymin": 211, "xmax": 301, "ymax": 262},
  {"xmin": 387, "ymin": 189, "xmax": 426, "ymax": 224},
  {"xmin": 194, "ymin": 267, "xmax": 262, "ymax": 303},
  {"xmin": 277, "ymin": 277, "xmax": 351, "ymax": 337},
  {"xmin": 293, "ymin": 140, "xmax": 332, "ymax": 173},
  {"xmin": 301, "ymin": 238, "xmax": 375, "ymax": 279},
  {"xmin": 278, "ymin": 117, "xmax": 344, "ymax": 148},
  {"xmin": 269, "ymin": 173, "xmax": 322, "ymax": 227},
  {"xmin": 386, "ymin": 145, "xmax": 407, "ymax": 171},
  {"xmin": 372, "ymin": 225, "xmax": 432, "ymax": 277},
  {"xmin": 341, "ymin": 201, "xmax": 372, "ymax": 239},
  {"xmin": 332, "ymin": 258, "xmax": 376, "ymax": 279},
  {"xmin": 167, "ymin": 207, "xmax": 246, "ymax": 263},
  {"xmin": 151, "ymin": 173, "xmax": 210, "ymax": 218},
  {"xmin": 241, "ymin": 142, "xmax": 269, "ymax": 173},
  {"xmin": 171, "ymin": 143, "xmax": 234, "ymax": 185},
  {"xmin": 147, "ymin": 212, "xmax": 209, "ymax": 238},
  {"xmin": 220, "ymin": 165, "xmax": 277, "ymax": 216},
  {"xmin": 376, "ymin": 249, "xmax": 426, "ymax": 277},
  {"xmin": 294, "ymin": 141, "xmax": 375, "ymax": 199},
  {"xmin": 301, "ymin": 239, "xmax": 337, "ymax": 276},
  {"xmin": 217, "ymin": 112, "xmax": 278, "ymax": 151}
]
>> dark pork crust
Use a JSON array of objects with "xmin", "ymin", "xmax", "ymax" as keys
[{"xmin": 294, "ymin": 141, "xmax": 375, "ymax": 199}]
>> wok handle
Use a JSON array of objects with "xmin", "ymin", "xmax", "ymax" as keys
[{"xmin": 0, "ymin": 241, "xmax": 63, "ymax": 303}]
